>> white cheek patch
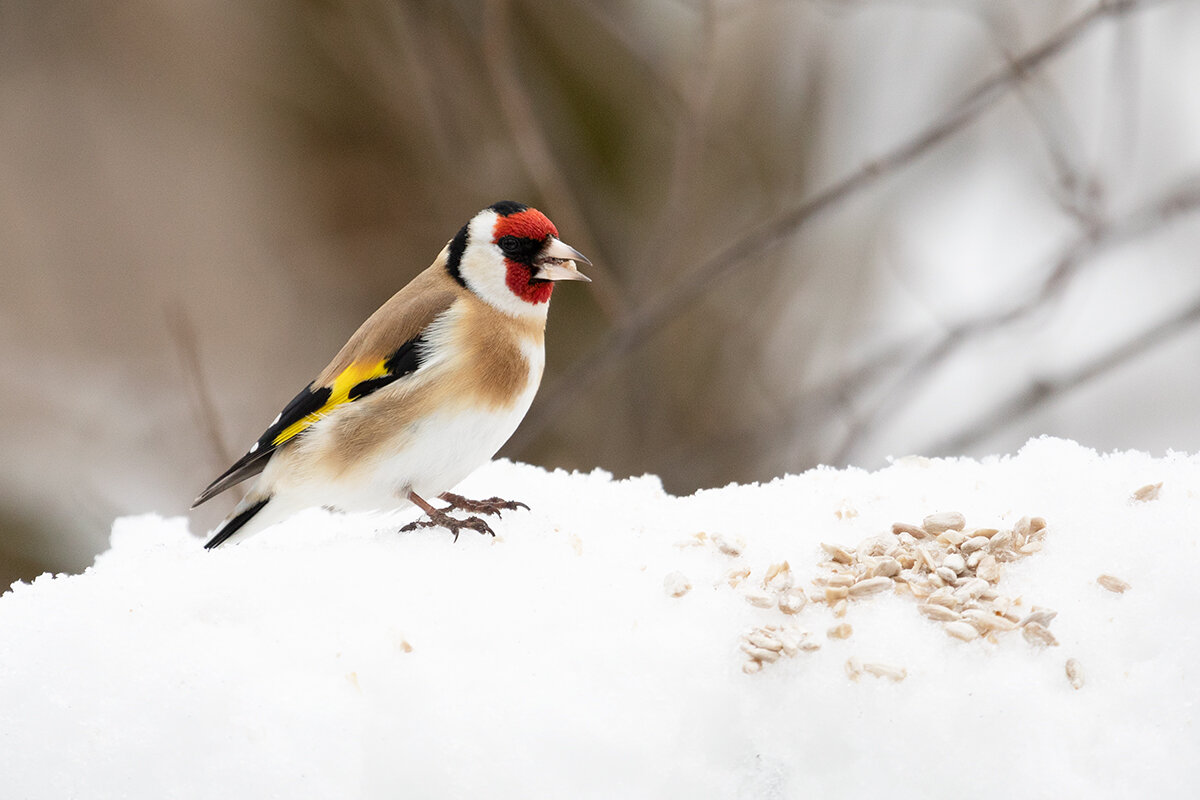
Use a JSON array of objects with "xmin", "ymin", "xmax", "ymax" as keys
[{"xmin": 459, "ymin": 211, "xmax": 549, "ymax": 320}]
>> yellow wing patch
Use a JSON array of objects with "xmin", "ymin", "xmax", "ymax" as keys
[{"xmin": 271, "ymin": 359, "xmax": 388, "ymax": 446}]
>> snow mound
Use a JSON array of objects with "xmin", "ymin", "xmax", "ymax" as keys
[{"xmin": 2, "ymin": 437, "xmax": 1197, "ymax": 799}]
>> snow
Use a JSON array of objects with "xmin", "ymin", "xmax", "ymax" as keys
[{"xmin": 1, "ymin": 437, "xmax": 1198, "ymax": 799}]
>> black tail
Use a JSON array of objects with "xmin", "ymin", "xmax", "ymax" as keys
[{"xmin": 204, "ymin": 497, "xmax": 270, "ymax": 549}]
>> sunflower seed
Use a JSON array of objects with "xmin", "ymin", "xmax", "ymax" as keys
[
  {"xmin": 917, "ymin": 604, "xmax": 961, "ymax": 622},
  {"xmin": 916, "ymin": 546, "xmax": 938, "ymax": 573},
  {"xmin": 992, "ymin": 547, "xmax": 1020, "ymax": 563},
  {"xmin": 1097, "ymin": 574, "xmax": 1131, "ymax": 594},
  {"xmin": 725, "ymin": 567, "xmax": 751, "ymax": 588},
  {"xmin": 764, "ymin": 561, "xmax": 792, "ymax": 590},
  {"xmin": 663, "ymin": 571, "xmax": 692, "ymax": 598},
  {"xmin": 832, "ymin": 599, "xmax": 849, "ymax": 617},
  {"xmin": 923, "ymin": 512, "xmax": 966, "ymax": 535},
  {"xmin": 926, "ymin": 588, "xmax": 961, "ymax": 610},
  {"xmin": 1020, "ymin": 608, "xmax": 1058, "ymax": 627},
  {"xmin": 989, "ymin": 529, "xmax": 1014, "ymax": 549},
  {"xmin": 944, "ymin": 621, "xmax": 979, "ymax": 641},
  {"xmin": 892, "ymin": 522, "xmax": 927, "ymax": 539},
  {"xmin": 936, "ymin": 566, "xmax": 959, "ymax": 584},
  {"xmin": 954, "ymin": 578, "xmax": 990, "ymax": 601},
  {"xmin": 960, "ymin": 536, "xmax": 990, "ymax": 554},
  {"xmin": 779, "ymin": 588, "xmax": 808, "ymax": 615},
  {"xmin": 976, "ymin": 554, "xmax": 1000, "ymax": 583},
  {"xmin": 1131, "ymin": 482, "xmax": 1162, "ymax": 502},
  {"xmin": 740, "ymin": 643, "xmax": 781, "ymax": 662},
  {"xmin": 849, "ymin": 576, "xmax": 894, "ymax": 597},
  {"xmin": 1065, "ymin": 658, "xmax": 1085, "ymax": 689},
  {"xmin": 863, "ymin": 662, "xmax": 907, "ymax": 682},
  {"xmin": 712, "ymin": 534, "xmax": 744, "ymax": 557},
  {"xmin": 777, "ymin": 630, "xmax": 801, "ymax": 656},
  {"xmin": 943, "ymin": 553, "xmax": 967, "ymax": 574},
  {"xmin": 825, "ymin": 586, "xmax": 850, "ymax": 603},
  {"xmin": 821, "ymin": 542, "xmax": 854, "ymax": 565},
  {"xmin": 961, "ymin": 609, "xmax": 1018, "ymax": 633},
  {"xmin": 937, "ymin": 529, "xmax": 968, "ymax": 548},
  {"xmin": 742, "ymin": 659, "xmax": 763, "ymax": 675},
  {"xmin": 828, "ymin": 574, "xmax": 855, "ymax": 588},
  {"xmin": 746, "ymin": 631, "xmax": 784, "ymax": 651},
  {"xmin": 744, "ymin": 590, "xmax": 775, "ymax": 608},
  {"xmin": 827, "ymin": 623, "xmax": 853, "ymax": 640},
  {"xmin": 845, "ymin": 657, "xmax": 864, "ymax": 680},
  {"xmin": 871, "ymin": 557, "xmax": 902, "ymax": 578},
  {"xmin": 1022, "ymin": 622, "xmax": 1059, "ymax": 647}
]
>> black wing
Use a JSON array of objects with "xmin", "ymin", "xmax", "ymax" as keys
[{"xmin": 191, "ymin": 338, "xmax": 423, "ymax": 507}]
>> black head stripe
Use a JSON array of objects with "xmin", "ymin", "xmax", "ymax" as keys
[
  {"xmin": 445, "ymin": 222, "xmax": 469, "ymax": 288},
  {"xmin": 489, "ymin": 200, "xmax": 528, "ymax": 217}
]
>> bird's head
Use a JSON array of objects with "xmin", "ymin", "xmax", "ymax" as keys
[{"xmin": 446, "ymin": 201, "xmax": 591, "ymax": 317}]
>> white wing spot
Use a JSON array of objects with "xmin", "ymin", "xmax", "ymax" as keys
[
  {"xmin": 249, "ymin": 442, "xmax": 259, "ymax": 453},
  {"xmin": 272, "ymin": 413, "xmax": 282, "ymax": 425}
]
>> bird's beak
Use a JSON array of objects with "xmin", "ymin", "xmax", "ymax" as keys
[{"xmin": 533, "ymin": 236, "xmax": 592, "ymax": 282}]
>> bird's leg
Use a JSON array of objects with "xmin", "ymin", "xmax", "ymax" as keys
[
  {"xmin": 400, "ymin": 490, "xmax": 494, "ymax": 541},
  {"xmin": 438, "ymin": 492, "xmax": 530, "ymax": 517}
]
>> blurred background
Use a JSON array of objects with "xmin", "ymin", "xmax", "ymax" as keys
[{"xmin": 3, "ymin": 0, "xmax": 1199, "ymax": 585}]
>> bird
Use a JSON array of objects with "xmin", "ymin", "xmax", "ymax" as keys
[{"xmin": 192, "ymin": 201, "xmax": 591, "ymax": 548}]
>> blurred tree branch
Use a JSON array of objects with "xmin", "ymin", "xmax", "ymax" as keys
[
  {"xmin": 515, "ymin": 0, "xmax": 1169, "ymax": 450},
  {"xmin": 660, "ymin": 173, "xmax": 1200, "ymax": 472},
  {"xmin": 828, "ymin": 173, "xmax": 1200, "ymax": 463},
  {"xmin": 166, "ymin": 304, "xmax": 232, "ymax": 471},
  {"xmin": 926, "ymin": 292, "xmax": 1200, "ymax": 456}
]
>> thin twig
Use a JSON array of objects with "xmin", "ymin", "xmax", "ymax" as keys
[
  {"xmin": 638, "ymin": 0, "xmax": 719, "ymax": 288},
  {"xmin": 513, "ymin": 0, "xmax": 1163, "ymax": 451},
  {"xmin": 165, "ymin": 303, "xmax": 232, "ymax": 469},
  {"xmin": 926, "ymin": 294, "xmax": 1200, "ymax": 456}
]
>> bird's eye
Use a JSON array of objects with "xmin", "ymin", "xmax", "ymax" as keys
[{"xmin": 498, "ymin": 235, "xmax": 520, "ymax": 253}]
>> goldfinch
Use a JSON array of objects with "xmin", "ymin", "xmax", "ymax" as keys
[{"xmin": 192, "ymin": 201, "xmax": 590, "ymax": 548}]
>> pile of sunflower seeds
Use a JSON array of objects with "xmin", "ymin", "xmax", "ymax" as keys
[
  {"xmin": 730, "ymin": 512, "xmax": 1067, "ymax": 675},
  {"xmin": 809, "ymin": 512, "xmax": 1059, "ymax": 647}
]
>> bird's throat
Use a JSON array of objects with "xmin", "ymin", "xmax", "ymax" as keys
[{"xmin": 505, "ymin": 262, "xmax": 554, "ymax": 305}]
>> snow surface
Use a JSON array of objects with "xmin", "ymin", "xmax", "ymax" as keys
[{"xmin": 1, "ymin": 437, "xmax": 1198, "ymax": 799}]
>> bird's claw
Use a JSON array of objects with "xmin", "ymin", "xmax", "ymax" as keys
[
  {"xmin": 400, "ymin": 508, "xmax": 495, "ymax": 542},
  {"xmin": 438, "ymin": 492, "xmax": 530, "ymax": 517}
]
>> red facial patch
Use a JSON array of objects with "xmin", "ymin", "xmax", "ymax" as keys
[
  {"xmin": 495, "ymin": 207, "xmax": 558, "ymax": 305},
  {"xmin": 492, "ymin": 208, "xmax": 558, "ymax": 242}
]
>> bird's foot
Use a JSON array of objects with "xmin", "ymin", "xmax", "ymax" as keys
[
  {"xmin": 438, "ymin": 492, "xmax": 530, "ymax": 517},
  {"xmin": 400, "ymin": 507, "xmax": 495, "ymax": 542}
]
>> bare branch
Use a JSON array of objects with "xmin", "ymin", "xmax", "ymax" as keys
[
  {"xmin": 514, "ymin": 0, "xmax": 1167, "ymax": 450},
  {"xmin": 165, "ymin": 303, "xmax": 232, "ymax": 470},
  {"xmin": 828, "ymin": 173, "xmax": 1200, "ymax": 463},
  {"xmin": 926, "ymin": 293, "xmax": 1200, "ymax": 456},
  {"xmin": 480, "ymin": 0, "xmax": 624, "ymax": 319},
  {"xmin": 638, "ymin": 0, "xmax": 720, "ymax": 286}
]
